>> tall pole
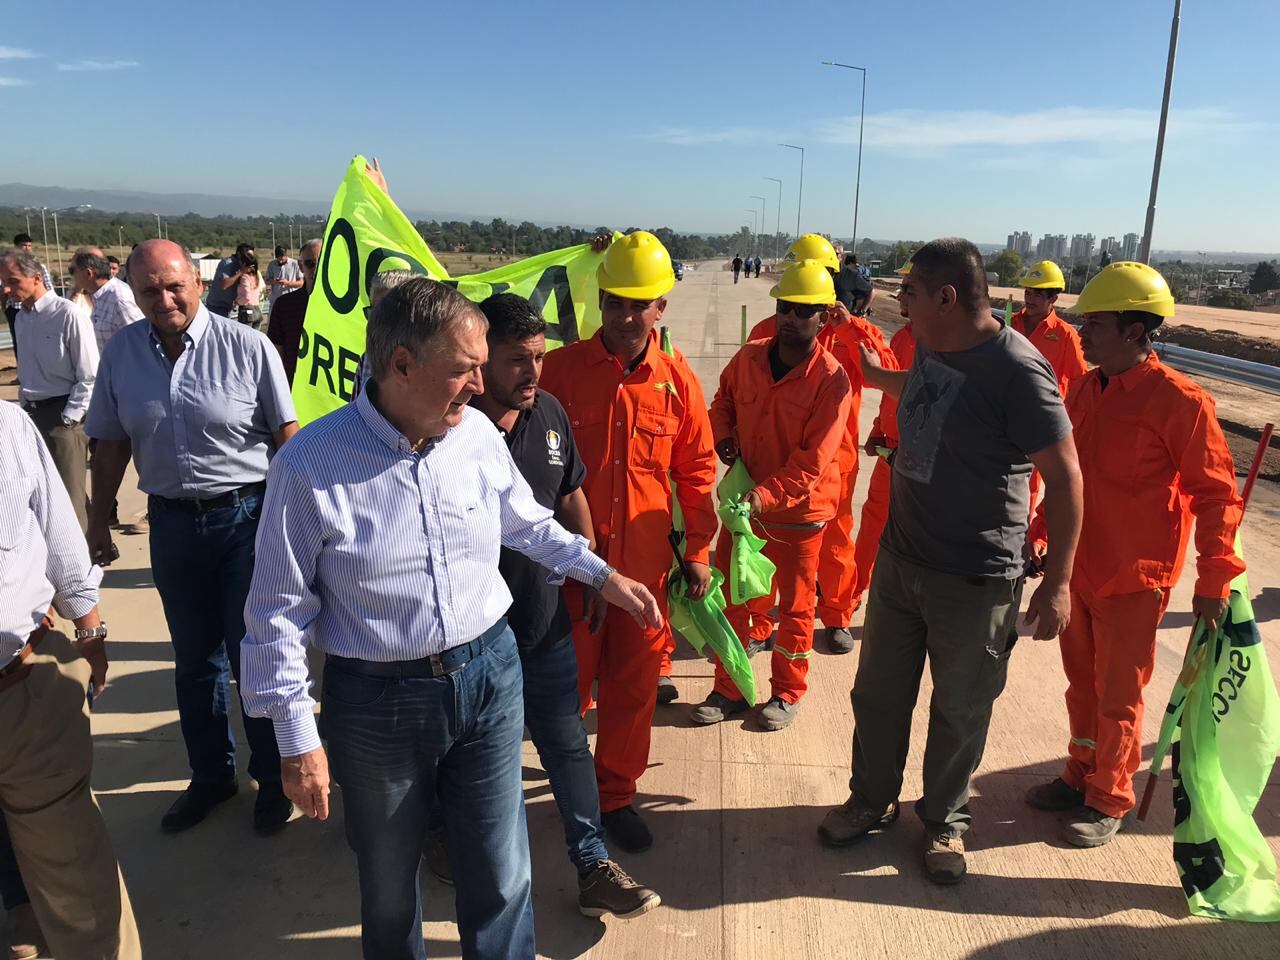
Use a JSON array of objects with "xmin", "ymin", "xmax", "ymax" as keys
[
  {"xmin": 270, "ymin": 221, "xmax": 276, "ymax": 250},
  {"xmin": 117, "ymin": 225, "xmax": 124, "ymax": 259},
  {"xmin": 744, "ymin": 209, "xmax": 758, "ymax": 256},
  {"xmin": 779, "ymin": 144, "xmax": 805, "ymax": 237},
  {"xmin": 1139, "ymin": 0, "xmax": 1181, "ymax": 264},
  {"xmin": 52, "ymin": 212, "xmax": 64, "ymax": 290},
  {"xmin": 39, "ymin": 208, "xmax": 49, "ymax": 269},
  {"xmin": 763, "ymin": 177, "xmax": 782, "ymax": 261},
  {"xmin": 155, "ymin": 213, "xmax": 161, "ymax": 238},
  {"xmin": 822, "ymin": 61, "xmax": 868, "ymax": 255},
  {"xmin": 751, "ymin": 196, "xmax": 767, "ymax": 260}
]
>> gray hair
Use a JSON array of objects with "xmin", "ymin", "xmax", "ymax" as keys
[
  {"xmin": 366, "ymin": 277, "xmax": 484, "ymax": 380},
  {"xmin": 71, "ymin": 246, "xmax": 111, "ymax": 279},
  {"xmin": 370, "ymin": 269, "xmax": 415, "ymax": 302},
  {"xmin": 301, "ymin": 237, "xmax": 323, "ymax": 257},
  {"xmin": 1, "ymin": 247, "xmax": 45, "ymax": 279}
]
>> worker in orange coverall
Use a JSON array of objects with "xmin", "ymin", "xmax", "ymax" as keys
[
  {"xmin": 1011, "ymin": 260, "xmax": 1088, "ymax": 515},
  {"xmin": 540, "ymin": 231, "xmax": 717, "ymax": 854},
  {"xmin": 748, "ymin": 234, "xmax": 894, "ymax": 654},
  {"xmin": 691, "ymin": 259, "xmax": 851, "ymax": 731},
  {"xmin": 851, "ymin": 264, "xmax": 918, "ymax": 613},
  {"xmin": 1024, "ymin": 261, "xmax": 1244, "ymax": 848}
]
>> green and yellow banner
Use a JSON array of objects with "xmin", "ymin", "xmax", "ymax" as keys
[{"xmin": 293, "ymin": 155, "xmax": 610, "ymax": 425}]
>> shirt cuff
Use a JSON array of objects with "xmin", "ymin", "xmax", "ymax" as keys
[
  {"xmin": 565, "ymin": 547, "xmax": 609, "ymax": 588},
  {"xmin": 273, "ymin": 706, "xmax": 323, "ymax": 758},
  {"xmin": 52, "ymin": 564, "xmax": 102, "ymax": 621}
]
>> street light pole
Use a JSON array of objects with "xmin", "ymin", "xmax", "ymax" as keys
[
  {"xmin": 763, "ymin": 177, "xmax": 782, "ymax": 261},
  {"xmin": 779, "ymin": 144, "xmax": 805, "ymax": 238},
  {"xmin": 821, "ymin": 61, "xmax": 868, "ymax": 257},
  {"xmin": 751, "ymin": 196, "xmax": 767, "ymax": 260},
  {"xmin": 744, "ymin": 209, "xmax": 758, "ymax": 257},
  {"xmin": 270, "ymin": 221, "xmax": 276, "ymax": 250},
  {"xmin": 117, "ymin": 225, "xmax": 124, "ymax": 260},
  {"xmin": 1139, "ymin": 0, "xmax": 1181, "ymax": 264},
  {"xmin": 52, "ymin": 212, "xmax": 64, "ymax": 291}
]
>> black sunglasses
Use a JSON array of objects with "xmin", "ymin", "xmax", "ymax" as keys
[{"xmin": 776, "ymin": 300, "xmax": 824, "ymax": 320}]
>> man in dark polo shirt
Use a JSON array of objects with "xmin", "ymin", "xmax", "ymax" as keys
[{"xmin": 457, "ymin": 293, "xmax": 659, "ymax": 920}]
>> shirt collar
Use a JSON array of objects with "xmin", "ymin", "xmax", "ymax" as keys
[
  {"xmin": 150, "ymin": 305, "xmax": 211, "ymax": 349},
  {"xmin": 762, "ymin": 337, "xmax": 823, "ymax": 383},
  {"xmin": 1110, "ymin": 351, "xmax": 1160, "ymax": 391},
  {"xmin": 91, "ymin": 279, "xmax": 114, "ymax": 302},
  {"xmin": 355, "ymin": 380, "xmax": 446, "ymax": 456},
  {"xmin": 28, "ymin": 289, "xmax": 56, "ymax": 312},
  {"xmin": 586, "ymin": 328, "xmax": 658, "ymax": 373}
]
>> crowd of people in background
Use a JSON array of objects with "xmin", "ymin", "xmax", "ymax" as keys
[{"xmin": 0, "ymin": 207, "xmax": 1248, "ymax": 958}]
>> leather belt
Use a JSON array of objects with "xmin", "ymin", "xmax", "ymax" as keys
[
  {"xmin": 328, "ymin": 619, "xmax": 508, "ymax": 679},
  {"xmin": 150, "ymin": 481, "xmax": 266, "ymax": 514},
  {"xmin": 0, "ymin": 616, "xmax": 53, "ymax": 695},
  {"xmin": 20, "ymin": 394, "xmax": 70, "ymax": 412}
]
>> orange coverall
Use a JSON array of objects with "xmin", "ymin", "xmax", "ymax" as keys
[
  {"xmin": 851, "ymin": 322, "xmax": 917, "ymax": 606},
  {"xmin": 541, "ymin": 330, "xmax": 717, "ymax": 813},
  {"xmin": 747, "ymin": 313, "xmax": 895, "ymax": 627},
  {"xmin": 708, "ymin": 339, "xmax": 852, "ymax": 703},
  {"xmin": 1031, "ymin": 352, "xmax": 1244, "ymax": 817},
  {"xmin": 1012, "ymin": 308, "xmax": 1088, "ymax": 514}
]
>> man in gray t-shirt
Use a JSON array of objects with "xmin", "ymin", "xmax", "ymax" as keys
[{"xmin": 817, "ymin": 238, "xmax": 1083, "ymax": 886}]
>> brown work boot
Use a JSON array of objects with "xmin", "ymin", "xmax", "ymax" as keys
[
  {"xmin": 817, "ymin": 797, "xmax": 900, "ymax": 847},
  {"xmin": 923, "ymin": 833, "xmax": 966, "ymax": 885},
  {"xmin": 6, "ymin": 902, "xmax": 41, "ymax": 960},
  {"xmin": 578, "ymin": 860, "xmax": 661, "ymax": 919},
  {"xmin": 1024, "ymin": 776, "xmax": 1084, "ymax": 811}
]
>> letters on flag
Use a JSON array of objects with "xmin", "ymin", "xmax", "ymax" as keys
[{"xmin": 292, "ymin": 156, "xmax": 610, "ymax": 425}]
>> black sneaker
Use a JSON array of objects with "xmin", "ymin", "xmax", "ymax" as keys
[
  {"xmin": 1062, "ymin": 807, "xmax": 1125, "ymax": 848},
  {"xmin": 1024, "ymin": 777, "xmax": 1084, "ymax": 811},
  {"xmin": 690, "ymin": 691, "xmax": 749, "ymax": 725},
  {"xmin": 601, "ymin": 805, "xmax": 653, "ymax": 853},
  {"xmin": 253, "ymin": 782, "xmax": 294, "ymax": 835},
  {"xmin": 817, "ymin": 797, "xmax": 900, "ymax": 847},
  {"xmin": 161, "ymin": 780, "xmax": 238, "ymax": 833},
  {"xmin": 758, "ymin": 696, "xmax": 799, "ymax": 731},
  {"xmin": 422, "ymin": 826, "xmax": 454, "ymax": 884},
  {"xmin": 825, "ymin": 626, "xmax": 855, "ymax": 655},
  {"xmin": 578, "ymin": 860, "xmax": 660, "ymax": 919},
  {"xmin": 656, "ymin": 675, "xmax": 679, "ymax": 705}
]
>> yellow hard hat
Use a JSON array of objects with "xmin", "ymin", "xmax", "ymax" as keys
[
  {"xmin": 783, "ymin": 234, "xmax": 839, "ymax": 272},
  {"xmin": 895, "ymin": 262, "xmax": 913, "ymax": 276},
  {"xmin": 1073, "ymin": 261, "xmax": 1175, "ymax": 318},
  {"xmin": 596, "ymin": 231, "xmax": 675, "ymax": 300},
  {"xmin": 769, "ymin": 259, "xmax": 836, "ymax": 305},
  {"xmin": 1019, "ymin": 260, "xmax": 1065, "ymax": 290}
]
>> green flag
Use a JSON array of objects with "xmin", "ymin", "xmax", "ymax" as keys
[
  {"xmin": 716, "ymin": 460, "xmax": 776, "ymax": 605},
  {"xmin": 1162, "ymin": 563, "xmax": 1280, "ymax": 921},
  {"xmin": 668, "ymin": 569, "xmax": 756, "ymax": 704}
]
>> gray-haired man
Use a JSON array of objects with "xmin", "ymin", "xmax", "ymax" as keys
[{"xmin": 69, "ymin": 246, "xmax": 144, "ymax": 351}]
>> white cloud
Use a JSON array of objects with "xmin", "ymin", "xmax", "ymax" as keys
[
  {"xmin": 57, "ymin": 59, "xmax": 139, "ymax": 72},
  {"xmin": 817, "ymin": 106, "xmax": 1270, "ymax": 150},
  {"xmin": 0, "ymin": 77, "xmax": 28, "ymax": 87},
  {"xmin": 0, "ymin": 47, "xmax": 39, "ymax": 60}
]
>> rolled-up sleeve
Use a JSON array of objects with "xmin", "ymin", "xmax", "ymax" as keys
[
  {"xmin": 495, "ymin": 436, "xmax": 608, "ymax": 586},
  {"xmin": 256, "ymin": 336, "xmax": 297, "ymax": 429},
  {"xmin": 30, "ymin": 414, "xmax": 100, "ymax": 617},
  {"xmin": 240, "ymin": 456, "xmax": 324, "ymax": 756}
]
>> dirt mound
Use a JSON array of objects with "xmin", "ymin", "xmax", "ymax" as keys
[{"xmin": 1158, "ymin": 325, "xmax": 1280, "ymax": 367}]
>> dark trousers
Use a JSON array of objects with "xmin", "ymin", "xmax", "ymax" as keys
[
  {"xmin": 148, "ymin": 490, "xmax": 281, "ymax": 786},
  {"xmin": 25, "ymin": 402, "xmax": 89, "ymax": 532},
  {"xmin": 0, "ymin": 813, "xmax": 28, "ymax": 910},
  {"xmin": 849, "ymin": 549, "xmax": 1023, "ymax": 837},
  {"xmin": 325, "ymin": 624, "xmax": 535, "ymax": 960}
]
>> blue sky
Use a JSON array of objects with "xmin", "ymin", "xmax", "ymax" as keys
[{"xmin": 6, "ymin": 0, "xmax": 1278, "ymax": 251}]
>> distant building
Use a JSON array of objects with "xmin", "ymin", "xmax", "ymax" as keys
[
  {"xmin": 1122, "ymin": 232, "xmax": 1141, "ymax": 260},
  {"xmin": 1006, "ymin": 230, "xmax": 1032, "ymax": 258},
  {"xmin": 1036, "ymin": 233, "xmax": 1068, "ymax": 260},
  {"xmin": 1099, "ymin": 236, "xmax": 1119, "ymax": 256},
  {"xmin": 1070, "ymin": 233, "xmax": 1096, "ymax": 262}
]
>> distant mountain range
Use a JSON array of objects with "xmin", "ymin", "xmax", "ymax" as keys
[{"xmin": 1, "ymin": 182, "xmax": 1275, "ymax": 260}]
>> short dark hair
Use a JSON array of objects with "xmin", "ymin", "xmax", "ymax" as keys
[
  {"xmin": 478, "ymin": 293, "xmax": 545, "ymax": 344},
  {"xmin": 275, "ymin": 245, "xmax": 287, "ymax": 258},
  {"xmin": 13, "ymin": 233, "xmax": 32, "ymax": 246},
  {"xmin": 1116, "ymin": 309, "xmax": 1162, "ymax": 344},
  {"xmin": 235, "ymin": 242, "xmax": 253, "ymax": 256},
  {"xmin": 106, "ymin": 255, "xmax": 120, "ymax": 265},
  {"xmin": 909, "ymin": 237, "xmax": 989, "ymax": 312},
  {"xmin": 366, "ymin": 277, "xmax": 484, "ymax": 380},
  {"xmin": 71, "ymin": 247, "xmax": 110, "ymax": 278}
]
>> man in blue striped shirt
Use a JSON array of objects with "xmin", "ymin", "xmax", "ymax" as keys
[{"xmin": 241, "ymin": 278, "xmax": 661, "ymax": 960}]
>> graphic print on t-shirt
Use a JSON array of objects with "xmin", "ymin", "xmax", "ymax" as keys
[
  {"xmin": 895, "ymin": 355, "xmax": 965, "ymax": 484},
  {"xmin": 546, "ymin": 429, "xmax": 564, "ymax": 466}
]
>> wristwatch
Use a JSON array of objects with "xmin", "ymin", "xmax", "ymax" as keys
[
  {"xmin": 591, "ymin": 565, "xmax": 616, "ymax": 591},
  {"xmin": 60, "ymin": 414, "xmax": 78, "ymax": 427},
  {"xmin": 74, "ymin": 623, "xmax": 108, "ymax": 641}
]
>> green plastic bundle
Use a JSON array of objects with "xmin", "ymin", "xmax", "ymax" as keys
[{"xmin": 716, "ymin": 460, "xmax": 776, "ymax": 605}]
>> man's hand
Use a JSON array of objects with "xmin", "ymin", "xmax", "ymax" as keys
[
  {"xmin": 365, "ymin": 156, "xmax": 389, "ymax": 196},
  {"xmin": 745, "ymin": 489, "xmax": 764, "ymax": 516},
  {"xmin": 87, "ymin": 524, "xmax": 117, "ymax": 567},
  {"xmin": 589, "ymin": 233, "xmax": 612, "ymax": 253},
  {"xmin": 599, "ymin": 572, "xmax": 663, "ymax": 630},
  {"xmin": 683, "ymin": 561, "xmax": 712, "ymax": 601},
  {"xmin": 863, "ymin": 432, "xmax": 888, "ymax": 457},
  {"xmin": 825, "ymin": 302, "xmax": 853, "ymax": 326},
  {"xmin": 1192, "ymin": 594, "xmax": 1229, "ymax": 629},
  {"xmin": 282, "ymin": 748, "xmax": 330, "ymax": 820},
  {"xmin": 584, "ymin": 587, "xmax": 608, "ymax": 634},
  {"xmin": 857, "ymin": 342, "xmax": 883, "ymax": 373},
  {"xmin": 1024, "ymin": 579, "xmax": 1071, "ymax": 641},
  {"xmin": 715, "ymin": 436, "xmax": 739, "ymax": 466},
  {"xmin": 1026, "ymin": 540, "xmax": 1048, "ymax": 578},
  {"xmin": 77, "ymin": 637, "xmax": 108, "ymax": 699}
]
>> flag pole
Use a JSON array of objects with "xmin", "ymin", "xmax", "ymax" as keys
[{"xmin": 1136, "ymin": 420, "xmax": 1274, "ymax": 820}]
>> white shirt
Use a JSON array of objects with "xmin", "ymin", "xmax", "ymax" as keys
[
  {"xmin": 15, "ymin": 290, "xmax": 99, "ymax": 422},
  {"xmin": 0, "ymin": 402, "xmax": 101, "ymax": 658},
  {"xmin": 90, "ymin": 277, "xmax": 144, "ymax": 350}
]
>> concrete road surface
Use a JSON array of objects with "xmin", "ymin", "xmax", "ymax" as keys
[{"xmin": 4, "ymin": 268, "xmax": 1278, "ymax": 959}]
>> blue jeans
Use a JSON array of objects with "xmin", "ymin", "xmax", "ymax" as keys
[
  {"xmin": 324, "ymin": 624, "xmax": 535, "ymax": 960},
  {"xmin": 521, "ymin": 633, "xmax": 609, "ymax": 871},
  {"xmin": 148, "ymin": 491, "xmax": 280, "ymax": 786}
]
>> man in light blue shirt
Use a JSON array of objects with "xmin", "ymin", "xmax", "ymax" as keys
[
  {"xmin": 203, "ymin": 242, "xmax": 252, "ymax": 317},
  {"xmin": 241, "ymin": 277, "xmax": 661, "ymax": 960},
  {"xmin": 85, "ymin": 239, "xmax": 299, "ymax": 837}
]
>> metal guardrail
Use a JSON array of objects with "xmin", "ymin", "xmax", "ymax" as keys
[{"xmin": 1153, "ymin": 342, "xmax": 1280, "ymax": 396}]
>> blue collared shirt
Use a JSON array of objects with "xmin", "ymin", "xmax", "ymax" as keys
[
  {"xmin": 0, "ymin": 402, "xmax": 101, "ymax": 658},
  {"xmin": 85, "ymin": 306, "xmax": 296, "ymax": 499},
  {"xmin": 240, "ymin": 388, "xmax": 609, "ymax": 756}
]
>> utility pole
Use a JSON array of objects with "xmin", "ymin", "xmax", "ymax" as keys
[
  {"xmin": 763, "ymin": 177, "xmax": 783, "ymax": 261},
  {"xmin": 52, "ymin": 212, "xmax": 64, "ymax": 291},
  {"xmin": 744, "ymin": 209, "xmax": 758, "ymax": 257},
  {"xmin": 779, "ymin": 144, "xmax": 805, "ymax": 238},
  {"xmin": 1139, "ymin": 0, "xmax": 1181, "ymax": 264},
  {"xmin": 751, "ymin": 196, "xmax": 767, "ymax": 260},
  {"xmin": 117, "ymin": 225, "xmax": 124, "ymax": 260},
  {"xmin": 821, "ymin": 61, "xmax": 868, "ymax": 256}
]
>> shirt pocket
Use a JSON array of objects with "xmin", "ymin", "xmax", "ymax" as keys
[
  {"xmin": 1099, "ymin": 417, "xmax": 1171, "ymax": 486},
  {"xmin": 191, "ymin": 377, "xmax": 257, "ymax": 430},
  {"xmin": 630, "ymin": 406, "xmax": 679, "ymax": 472},
  {"xmin": 0, "ymin": 478, "xmax": 36, "ymax": 550}
]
